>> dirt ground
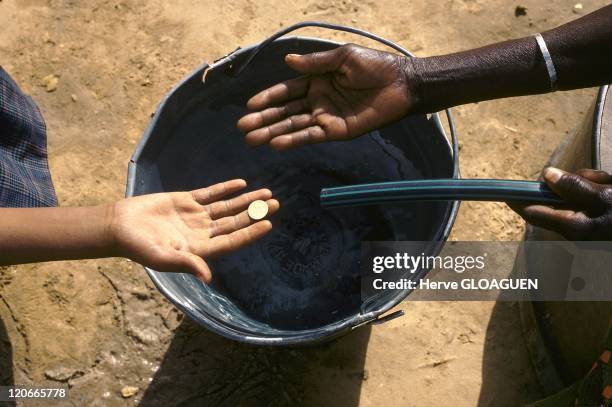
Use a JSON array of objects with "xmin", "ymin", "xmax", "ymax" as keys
[{"xmin": 0, "ymin": 0, "xmax": 608, "ymax": 406}]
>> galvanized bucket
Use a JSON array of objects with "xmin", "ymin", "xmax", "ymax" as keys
[{"xmin": 126, "ymin": 22, "xmax": 459, "ymax": 345}]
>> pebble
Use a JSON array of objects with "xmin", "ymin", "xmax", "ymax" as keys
[
  {"xmin": 71, "ymin": 94, "xmax": 78, "ymax": 102},
  {"xmin": 121, "ymin": 386, "xmax": 139, "ymax": 398},
  {"xmin": 573, "ymin": 3, "xmax": 583, "ymax": 13},
  {"xmin": 44, "ymin": 366, "xmax": 81, "ymax": 382},
  {"xmin": 514, "ymin": 5, "xmax": 527, "ymax": 17},
  {"xmin": 41, "ymin": 74, "xmax": 58, "ymax": 92}
]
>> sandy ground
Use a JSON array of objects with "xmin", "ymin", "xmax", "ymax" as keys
[{"xmin": 0, "ymin": 0, "xmax": 608, "ymax": 405}]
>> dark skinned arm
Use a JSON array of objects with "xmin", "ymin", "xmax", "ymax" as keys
[
  {"xmin": 237, "ymin": 5, "xmax": 612, "ymax": 240},
  {"xmin": 410, "ymin": 4, "xmax": 612, "ymax": 113},
  {"xmin": 238, "ymin": 4, "xmax": 612, "ymax": 149}
]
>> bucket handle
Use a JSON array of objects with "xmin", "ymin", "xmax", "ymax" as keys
[
  {"xmin": 228, "ymin": 21, "xmax": 459, "ymax": 178},
  {"xmin": 229, "ymin": 21, "xmax": 418, "ymax": 76}
]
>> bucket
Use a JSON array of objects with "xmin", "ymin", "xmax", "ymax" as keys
[
  {"xmin": 126, "ymin": 22, "xmax": 459, "ymax": 345},
  {"xmin": 518, "ymin": 85, "xmax": 612, "ymax": 392}
]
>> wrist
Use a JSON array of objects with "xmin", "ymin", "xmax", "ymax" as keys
[
  {"xmin": 407, "ymin": 37, "xmax": 552, "ymax": 114},
  {"xmin": 402, "ymin": 56, "xmax": 426, "ymax": 114},
  {"xmin": 102, "ymin": 202, "xmax": 120, "ymax": 258}
]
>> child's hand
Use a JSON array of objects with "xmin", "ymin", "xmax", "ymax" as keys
[{"xmin": 109, "ymin": 179, "xmax": 279, "ymax": 283}]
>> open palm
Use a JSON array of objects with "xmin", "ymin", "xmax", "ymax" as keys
[
  {"xmin": 237, "ymin": 44, "xmax": 415, "ymax": 150},
  {"xmin": 110, "ymin": 179, "xmax": 279, "ymax": 283}
]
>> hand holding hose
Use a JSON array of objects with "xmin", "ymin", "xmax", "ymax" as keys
[
  {"xmin": 237, "ymin": 44, "xmax": 415, "ymax": 150},
  {"xmin": 510, "ymin": 167, "xmax": 612, "ymax": 240}
]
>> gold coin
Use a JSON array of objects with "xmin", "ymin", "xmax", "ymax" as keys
[{"xmin": 248, "ymin": 200, "xmax": 269, "ymax": 220}]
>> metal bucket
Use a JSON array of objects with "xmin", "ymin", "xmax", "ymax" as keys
[
  {"xmin": 126, "ymin": 23, "xmax": 459, "ymax": 345},
  {"xmin": 518, "ymin": 85, "xmax": 612, "ymax": 392}
]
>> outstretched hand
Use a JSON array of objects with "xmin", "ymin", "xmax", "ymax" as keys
[
  {"xmin": 110, "ymin": 179, "xmax": 279, "ymax": 283},
  {"xmin": 510, "ymin": 167, "xmax": 612, "ymax": 240},
  {"xmin": 237, "ymin": 44, "xmax": 415, "ymax": 150}
]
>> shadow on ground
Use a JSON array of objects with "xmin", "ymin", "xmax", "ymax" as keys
[
  {"xmin": 477, "ymin": 301, "xmax": 543, "ymax": 407},
  {"xmin": 140, "ymin": 320, "xmax": 371, "ymax": 406}
]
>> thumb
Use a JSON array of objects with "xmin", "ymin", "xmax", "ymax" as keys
[
  {"xmin": 176, "ymin": 251, "xmax": 212, "ymax": 284},
  {"xmin": 543, "ymin": 167, "xmax": 605, "ymax": 212},
  {"xmin": 285, "ymin": 47, "xmax": 347, "ymax": 75}
]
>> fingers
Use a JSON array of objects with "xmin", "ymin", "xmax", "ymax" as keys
[
  {"xmin": 242, "ymin": 91, "xmax": 347, "ymax": 149},
  {"xmin": 508, "ymin": 166, "xmax": 612, "ymax": 240},
  {"xmin": 265, "ymin": 97, "xmax": 347, "ymax": 150},
  {"xmin": 151, "ymin": 249, "xmax": 212, "ymax": 284},
  {"xmin": 245, "ymin": 77, "xmax": 309, "ymax": 111},
  {"xmin": 542, "ymin": 167, "xmax": 606, "ymax": 212},
  {"xmin": 175, "ymin": 251, "xmax": 212, "ymax": 284},
  {"xmin": 191, "ymin": 179, "xmax": 247, "ymax": 205},
  {"xmin": 284, "ymin": 46, "xmax": 349, "ymax": 75},
  {"xmin": 210, "ymin": 198, "xmax": 279, "ymax": 237},
  {"xmin": 244, "ymin": 114, "xmax": 315, "ymax": 146},
  {"xmin": 238, "ymin": 98, "xmax": 310, "ymax": 135},
  {"xmin": 207, "ymin": 220, "xmax": 273, "ymax": 257},
  {"xmin": 205, "ymin": 188, "xmax": 272, "ymax": 219},
  {"xmin": 509, "ymin": 203, "xmax": 591, "ymax": 240},
  {"xmin": 269, "ymin": 126, "xmax": 328, "ymax": 151},
  {"xmin": 575, "ymin": 168, "xmax": 612, "ymax": 184}
]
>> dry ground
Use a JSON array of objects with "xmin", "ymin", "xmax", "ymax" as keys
[{"xmin": 0, "ymin": 0, "xmax": 608, "ymax": 406}]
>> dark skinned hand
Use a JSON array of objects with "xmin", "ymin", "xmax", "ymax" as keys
[
  {"xmin": 237, "ymin": 44, "xmax": 413, "ymax": 150},
  {"xmin": 510, "ymin": 167, "xmax": 612, "ymax": 240}
]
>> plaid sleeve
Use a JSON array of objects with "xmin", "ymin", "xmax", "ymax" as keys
[{"xmin": 0, "ymin": 67, "xmax": 58, "ymax": 207}]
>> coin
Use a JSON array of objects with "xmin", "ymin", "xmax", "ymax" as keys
[{"xmin": 248, "ymin": 200, "xmax": 269, "ymax": 220}]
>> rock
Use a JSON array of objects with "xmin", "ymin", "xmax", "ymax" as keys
[
  {"xmin": 121, "ymin": 386, "xmax": 139, "ymax": 398},
  {"xmin": 68, "ymin": 371, "xmax": 102, "ymax": 387},
  {"xmin": 44, "ymin": 366, "xmax": 82, "ymax": 382},
  {"xmin": 130, "ymin": 289, "xmax": 150, "ymax": 300},
  {"xmin": 573, "ymin": 3, "xmax": 583, "ymax": 14},
  {"xmin": 42, "ymin": 32, "xmax": 55, "ymax": 45},
  {"xmin": 71, "ymin": 94, "xmax": 78, "ymax": 102},
  {"xmin": 41, "ymin": 74, "xmax": 58, "ymax": 92},
  {"xmin": 514, "ymin": 5, "xmax": 527, "ymax": 17},
  {"xmin": 127, "ymin": 326, "xmax": 159, "ymax": 344}
]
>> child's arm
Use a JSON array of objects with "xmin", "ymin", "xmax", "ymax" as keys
[{"xmin": 0, "ymin": 179, "xmax": 279, "ymax": 283}]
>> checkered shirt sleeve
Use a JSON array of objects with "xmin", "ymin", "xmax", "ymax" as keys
[{"xmin": 0, "ymin": 67, "xmax": 58, "ymax": 207}]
